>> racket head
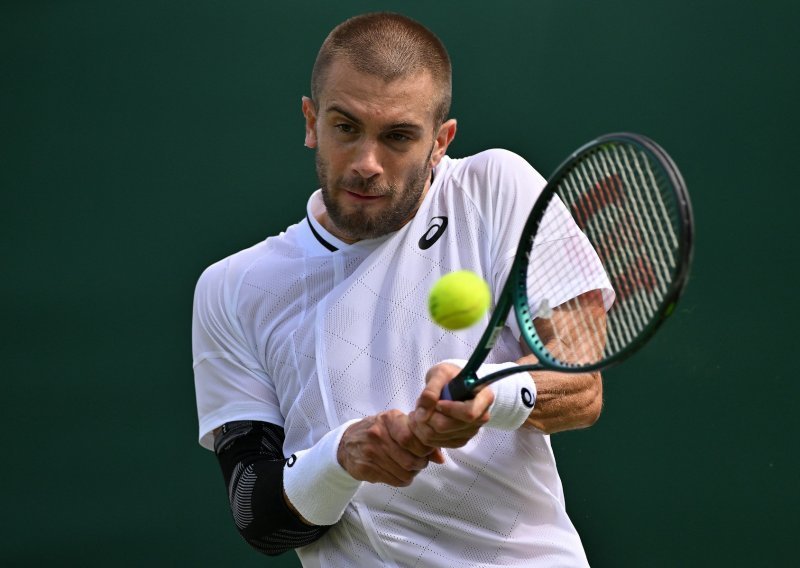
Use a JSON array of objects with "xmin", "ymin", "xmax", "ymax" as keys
[{"xmin": 514, "ymin": 133, "xmax": 693, "ymax": 372}]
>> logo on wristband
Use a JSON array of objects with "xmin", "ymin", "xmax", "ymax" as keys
[
  {"xmin": 286, "ymin": 454, "xmax": 297, "ymax": 467},
  {"xmin": 521, "ymin": 387, "xmax": 534, "ymax": 408}
]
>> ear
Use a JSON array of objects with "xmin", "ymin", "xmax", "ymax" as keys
[
  {"xmin": 302, "ymin": 96, "xmax": 318, "ymax": 148},
  {"xmin": 430, "ymin": 119, "xmax": 457, "ymax": 167}
]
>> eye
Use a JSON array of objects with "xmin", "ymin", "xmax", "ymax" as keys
[
  {"xmin": 387, "ymin": 132, "xmax": 412, "ymax": 143},
  {"xmin": 335, "ymin": 123, "xmax": 355, "ymax": 134}
]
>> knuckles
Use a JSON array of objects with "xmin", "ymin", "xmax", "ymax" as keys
[{"xmin": 365, "ymin": 422, "xmax": 385, "ymax": 442}]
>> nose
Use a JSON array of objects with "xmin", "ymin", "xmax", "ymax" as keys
[{"xmin": 351, "ymin": 140, "xmax": 383, "ymax": 179}]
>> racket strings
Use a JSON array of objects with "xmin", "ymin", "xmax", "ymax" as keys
[
  {"xmin": 550, "ymin": 293, "xmax": 607, "ymax": 366},
  {"xmin": 582, "ymin": 151, "xmax": 666, "ymax": 348},
  {"xmin": 529, "ymin": 142, "xmax": 681, "ymax": 366},
  {"xmin": 604, "ymin": 145, "xmax": 678, "ymax": 288},
  {"xmin": 567, "ymin": 165, "xmax": 647, "ymax": 351}
]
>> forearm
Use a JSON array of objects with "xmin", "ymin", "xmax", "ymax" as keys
[
  {"xmin": 520, "ymin": 355, "xmax": 603, "ymax": 434},
  {"xmin": 521, "ymin": 290, "xmax": 606, "ymax": 433},
  {"xmin": 214, "ymin": 421, "xmax": 331, "ymax": 556}
]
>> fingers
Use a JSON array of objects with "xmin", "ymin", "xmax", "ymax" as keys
[
  {"xmin": 385, "ymin": 410, "xmax": 447, "ymax": 463},
  {"xmin": 415, "ymin": 362, "xmax": 461, "ymax": 422},
  {"xmin": 335, "ymin": 359, "xmax": 496, "ymax": 487},
  {"xmin": 338, "ymin": 411, "xmax": 441, "ymax": 487},
  {"xmin": 429, "ymin": 447, "xmax": 446, "ymax": 465},
  {"xmin": 385, "ymin": 411, "xmax": 437, "ymax": 459},
  {"xmin": 410, "ymin": 409, "xmax": 486, "ymax": 448},
  {"xmin": 411, "ymin": 367, "xmax": 495, "ymax": 448},
  {"xmin": 433, "ymin": 385, "xmax": 494, "ymax": 425}
]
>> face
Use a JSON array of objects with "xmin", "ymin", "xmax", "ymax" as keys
[{"xmin": 303, "ymin": 58, "xmax": 457, "ymax": 242}]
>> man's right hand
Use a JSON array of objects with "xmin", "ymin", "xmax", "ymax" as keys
[{"xmin": 337, "ymin": 410, "xmax": 445, "ymax": 487}]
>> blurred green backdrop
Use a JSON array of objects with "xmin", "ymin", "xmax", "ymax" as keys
[{"xmin": 2, "ymin": 1, "xmax": 797, "ymax": 566}]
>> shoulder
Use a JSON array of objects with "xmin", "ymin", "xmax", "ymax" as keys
[
  {"xmin": 194, "ymin": 218, "xmax": 311, "ymax": 297},
  {"xmin": 194, "ymin": 219, "xmax": 321, "ymax": 332},
  {"xmin": 444, "ymin": 149, "xmax": 542, "ymax": 183},
  {"xmin": 193, "ymin": 240, "xmax": 270, "ymax": 326},
  {"xmin": 436, "ymin": 149, "xmax": 546, "ymax": 215},
  {"xmin": 194, "ymin": 229, "xmax": 295, "ymax": 307},
  {"xmin": 196, "ymin": 239, "xmax": 270, "ymax": 293},
  {"xmin": 440, "ymin": 149, "xmax": 545, "ymax": 199}
]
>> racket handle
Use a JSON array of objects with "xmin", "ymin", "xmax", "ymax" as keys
[
  {"xmin": 442, "ymin": 365, "xmax": 528, "ymax": 402},
  {"xmin": 441, "ymin": 374, "xmax": 476, "ymax": 402},
  {"xmin": 441, "ymin": 384, "xmax": 454, "ymax": 401}
]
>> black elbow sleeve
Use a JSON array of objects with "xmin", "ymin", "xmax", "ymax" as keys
[{"xmin": 214, "ymin": 421, "xmax": 330, "ymax": 556}]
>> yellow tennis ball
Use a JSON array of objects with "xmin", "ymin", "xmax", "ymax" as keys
[{"xmin": 428, "ymin": 270, "xmax": 491, "ymax": 330}]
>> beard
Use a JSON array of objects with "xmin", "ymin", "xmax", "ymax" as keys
[{"xmin": 316, "ymin": 146, "xmax": 433, "ymax": 241}]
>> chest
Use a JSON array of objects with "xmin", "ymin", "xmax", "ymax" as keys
[{"xmin": 244, "ymin": 196, "xmax": 496, "ymax": 427}]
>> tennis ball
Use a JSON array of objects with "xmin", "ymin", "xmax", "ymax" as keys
[{"xmin": 428, "ymin": 270, "xmax": 491, "ymax": 330}]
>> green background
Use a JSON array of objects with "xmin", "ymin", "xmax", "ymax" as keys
[{"xmin": 2, "ymin": 1, "xmax": 797, "ymax": 566}]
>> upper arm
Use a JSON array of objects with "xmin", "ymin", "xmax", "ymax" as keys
[{"xmin": 193, "ymin": 261, "xmax": 283, "ymax": 450}]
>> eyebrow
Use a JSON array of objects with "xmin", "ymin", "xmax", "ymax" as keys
[{"xmin": 326, "ymin": 104, "xmax": 424, "ymax": 132}]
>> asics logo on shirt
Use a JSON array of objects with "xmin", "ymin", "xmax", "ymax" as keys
[{"xmin": 418, "ymin": 216, "xmax": 448, "ymax": 249}]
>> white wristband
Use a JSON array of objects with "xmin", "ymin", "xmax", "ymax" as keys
[
  {"xmin": 282, "ymin": 418, "xmax": 363, "ymax": 526},
  {"xmin": 440, "ymin": 359, "xmax": 537, "ymax": 431},
  {"xmin": 482, "ymin": 362, "xmax": 537, "ymax": 430}
]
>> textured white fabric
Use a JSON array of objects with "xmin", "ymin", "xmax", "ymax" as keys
[
  {"xmin": 283, "ymin": 419, "xmax": 363, "ymax": 526},
  {"xmin": 192, "ymin": 149, "xmax": 612, "ymax": 566}
]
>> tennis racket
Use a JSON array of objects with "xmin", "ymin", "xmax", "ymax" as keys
[{"xmin": 442, "ymin": 132, "xmax": 693, "ymax": 401}]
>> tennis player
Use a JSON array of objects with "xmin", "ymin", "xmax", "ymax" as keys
[{"xmin": 193, "ymin": 12, "xmax": 610, "ymax": 566}]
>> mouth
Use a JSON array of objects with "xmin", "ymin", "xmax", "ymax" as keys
[{"xmin": 343, "ymin": 190, "xmax": 384, "ymax": 202}]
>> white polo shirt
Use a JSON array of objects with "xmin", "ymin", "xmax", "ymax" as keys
[{"xmin": 193, "ymin": 149, "xmax": 611, "ymax": 567}]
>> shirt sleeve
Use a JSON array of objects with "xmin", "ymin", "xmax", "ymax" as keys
[
  {"xmin": 524, "ymin": 195, "xmax": 615, "ymax": 313},
  {"xmin": 192, "ymin": 258, "xmax": 284, "ymax": 451},
  {"xmin": 477, "ymin": 150, "xmax": 614, "ymax": 339}
]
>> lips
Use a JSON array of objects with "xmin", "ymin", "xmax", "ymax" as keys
[{"xmin": 344, "ymin": 190, "xmax": 383, "ymax": 201}]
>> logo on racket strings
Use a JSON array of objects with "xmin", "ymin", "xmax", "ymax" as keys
[{"xmin": 570, "ymin": 174, "xmax": 658, "ymax": 301}]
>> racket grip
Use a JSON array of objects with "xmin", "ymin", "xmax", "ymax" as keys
[
  {"xmin": 441, "ymin": 375, "xmax": 475, "ymax": 402},
  {"xmin": 441, "ymin": 384, "xmax": 454, "ymax": 401}
]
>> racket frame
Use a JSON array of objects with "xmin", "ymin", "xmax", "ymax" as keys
[{"xmin": 445, "ymin": 133, "xmax": 693, "ymax": 401}]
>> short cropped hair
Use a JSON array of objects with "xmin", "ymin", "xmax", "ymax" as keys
[{"xmin": 311, "ymin": 12, "xmax": 452, "ymax": 126}]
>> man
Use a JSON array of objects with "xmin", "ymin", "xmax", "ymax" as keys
[{"xmin": 193, "ymin": 12, "xmax": 607, "ymax": 566}]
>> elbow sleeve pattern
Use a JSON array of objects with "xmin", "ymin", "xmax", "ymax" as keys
[
  {"xmin": 214, "ymin": 421, "xmax": 330, "ymax": 556},
  {"xmin": 229, "ymin": 462, "xmax": 256, "ymax": 530}
]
